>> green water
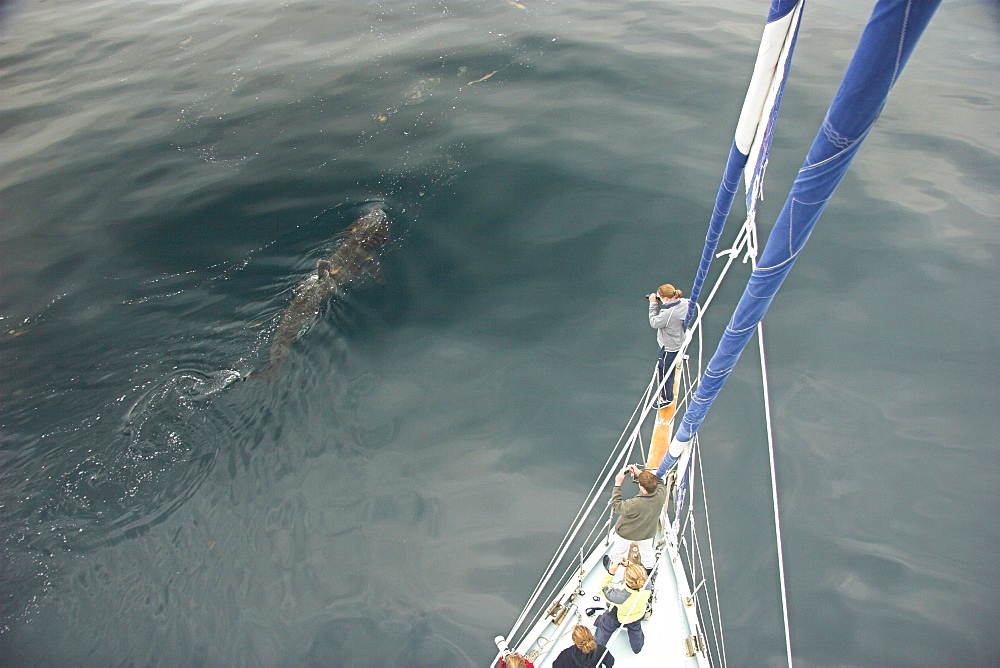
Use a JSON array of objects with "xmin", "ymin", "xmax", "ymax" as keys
[{"xmin": 1, "ymin": 1, "xmax": 997, "ymax": 665}]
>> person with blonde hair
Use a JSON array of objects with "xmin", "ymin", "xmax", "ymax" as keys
[
  {"xmin": 648, "ymin": 282, "xmax": 690, "ymax": 407},
  {"xmin": 594, "ymin": 562, "xmax": 653, "ymax": 654},
  {"xmin": 552, "ymin": 625, "xmax": 614, "ymax": 667},
  {"xmin": 495, "ymin": 651, "xmax": 533, "ymax": 668}
]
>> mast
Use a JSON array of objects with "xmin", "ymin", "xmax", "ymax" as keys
[
  {"xmin": 660, "ymin": 0, "xmax": 941, "ymax": 473},
  {"xmin": 683, "ymin": 0, "xmax": 804, "ymax": 330},
  {"xmin": 647, "ymin": 0, "xmax": 805, "ymax": 474}
]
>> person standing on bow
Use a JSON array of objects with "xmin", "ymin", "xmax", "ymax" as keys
[
  {"xmin": 605, "ymin": 464, "xmax": 666, "ymax": 571},
  {"xmin": 594, "ymin": 562, "xmax": 653, "ymax": 654},
  {"xmin": 648, "ymin": 283, "xmax": 690, "ymax": 408}
]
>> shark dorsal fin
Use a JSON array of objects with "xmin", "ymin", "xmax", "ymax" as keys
[{"xmin": 317, "ymin": 259, "xmax": 332, "ymax": 278}]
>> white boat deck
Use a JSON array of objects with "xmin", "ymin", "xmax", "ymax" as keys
[{"xmin": 509, "ymin": 523, "xmax": 709, "ymax": 668}]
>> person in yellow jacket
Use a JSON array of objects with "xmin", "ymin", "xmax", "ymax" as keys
[{"xmin": 594, "ymin": 561, "xmax": 652, "ymax": 654}]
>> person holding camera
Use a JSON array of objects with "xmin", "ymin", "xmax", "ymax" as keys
[
  {"xmin": 604, "ymin": 464, "xmax": 666, "ymax": 572},
  {"xmin": 648, "ymin": 283, "xmax": 690, "ymax": 408}
]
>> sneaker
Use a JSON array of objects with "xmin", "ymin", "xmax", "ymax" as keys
[{"xmin": 602, "ymin": 554, "xmax": 611, "ymax": 572}]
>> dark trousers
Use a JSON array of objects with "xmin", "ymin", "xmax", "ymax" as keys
[
  {"xmin": 655, "ymin": 347, "xmax": 679, "ymax": 404},
  {"xmin": 594, "ymin": 608, "xmax": 644, "ymax": 653}
]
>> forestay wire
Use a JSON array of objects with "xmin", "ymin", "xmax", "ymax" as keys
[
  {"xmin": 501, "ymin": 228, "xmax": 736, "ymax": 660},
  {"xmin": 505, "ymin": 4, "xmax": 941, "ymax": 665},
  {"xmin": 500, "ymin": 170, "xmax": 775, "ymax": 663},
  {"xmin": 502, "ymin": 384, "xmax": 654, "ymax": 647},
  {"xmin": 505, "ymin": 0, "xmax": 806, "ymax": 650}
]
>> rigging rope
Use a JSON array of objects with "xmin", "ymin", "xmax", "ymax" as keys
[
  {"xmin": 503, "ymin": 385, "xmax": 654, "ymax": 646},
  {"xmin": 696, "ymin": 437, "xmax": 727, "ymax": 668},
  {"xmin": 502, "ymin": 210, "xmax": 762, "ymax": 662},
  {"xmin": 502, "ymin": 207, "xmax": 742, "ymax": 661},
  {"xmin": 756, "ymin": 322, "xmax": 793, "ymax": 667}
]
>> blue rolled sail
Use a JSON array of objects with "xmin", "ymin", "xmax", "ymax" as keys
[
  {"xmin": 684, "ymin": 0, "xmax": 804, "ymax": 329},
  {"xmin": 664, "ymin": 0, "xmax": 941, "ymax": 469}
]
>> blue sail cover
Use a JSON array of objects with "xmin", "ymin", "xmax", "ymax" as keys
[
  {"xmin": 671, "ymin": 1, "xmax": 804, "ymax": 518},
  {"xmin": 664, "ymin": 0, "xmax": 941, "ymax": 466},
  {"xmin": 684, "ymin": 0, "xmax": 804, "ymax": 329}
]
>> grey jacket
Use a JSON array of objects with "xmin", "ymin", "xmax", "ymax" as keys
[{"xmin": 649, "ymin": 298, "xmax": 690, "ymax": 351}]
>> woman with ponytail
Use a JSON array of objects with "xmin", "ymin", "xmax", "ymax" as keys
[
  {"xmin": 648, "ymin": 283, "xmax": 690, "ymax": 407},
  {"xmin": 552, "ymin": 625, "xmax": 614, "ymax": 667}
]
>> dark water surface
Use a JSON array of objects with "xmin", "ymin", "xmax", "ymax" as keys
[{"xmin": 1, "ymin": 1, "xmax": 997, "ymax": 665}]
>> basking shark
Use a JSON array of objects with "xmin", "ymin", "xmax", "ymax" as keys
[{"xmin": 251, "ymin": 205, "xmax": 390, "ymax": 379}]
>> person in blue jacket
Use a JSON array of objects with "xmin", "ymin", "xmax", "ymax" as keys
[{"xmin": 552, "ymin": 625, "xmax": 614, "ymax": 667}]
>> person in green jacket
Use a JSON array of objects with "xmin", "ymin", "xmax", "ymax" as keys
[
  {"xmin": 605, "ymin": 464, "xmax": 666, "ymax": 570},
  {"xmin": 594, "ymin": 562, "xmax": 652, "ymax": 654}
]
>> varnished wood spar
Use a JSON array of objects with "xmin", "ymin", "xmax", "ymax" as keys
[{"xmin": 645, "ymin": 360, "xmax": 683, "ymax": 471}]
